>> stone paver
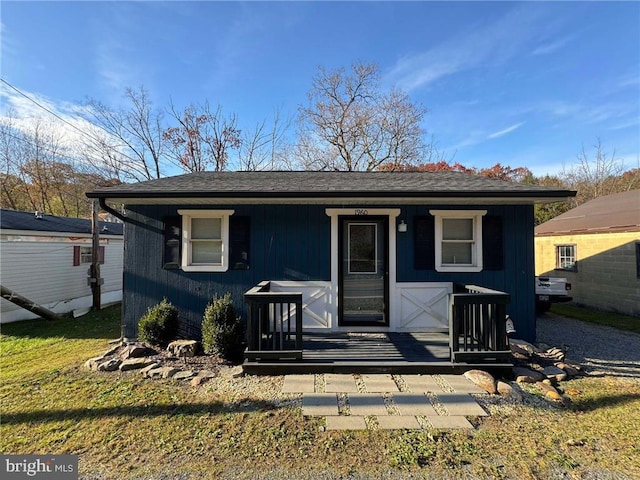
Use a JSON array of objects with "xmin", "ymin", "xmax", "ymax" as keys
[
  {"xmin": 302, "ymin": 393, "xmax": 339, "ymax": 416},
  {"xmin": 436, "ymin": 393, "xmax": 488, "ymax": 416},
  {"xmin": 326, "ymin": 416, "xmax": 367, "ymax": 430},
  {"xmin": 425, "ymin": 415, "xmax": 474, "ymax": 429},
  {"xmin": 376, "ymin": 415, "xmax": 421, "ymax": 430},
  {"xmin": 392, "ymin": 393, "xmax": 438, "ymax": 416},
  {"xmin": 282, "ymin": 375, "xmax": 315, "ymax": 393},
  {"xmin": 348, "ymin": 394, "xmax": 389, "ymax": 416},
  {"xmin": 402, "ymin": 374, "xmax": 442, "ymax": 393},
  {"xmin": 325, "ymin": 374, "xmax": 358, "ymax": 393},
  {"xmin": 439, "ymin": 374, "xmax": 486, "ymax": 394},
  {"xmin": 361, "ymin": 374, "xmax": 398, "ymax": 392}
]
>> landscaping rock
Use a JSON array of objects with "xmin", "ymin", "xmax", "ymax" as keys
[
  {"xmin": 497, "ymin": 381, "xmax": 523, "ymax": 403},
  {"xmin": 190, "ymin": 370, "xmax": 217, "ymax": 387},
  {"xmin": 120, "ymin": 344, "xmax": 155, "ymax": 360},
  {"xmin": 119, "ymin": 357, "xmax": 155, "ymax": 371},
  {"xmin": 167, "ymin": 340, "xmax": 200, "ymax": 358},
  {"xmin": 146, "ymin": 367, "xmax": 165, "ymax": 379},
  {"xmin": 161, "ymin": 367, "xmax": 180, "ymax": 379},
  {"xmin": 509, "ymin": 338, "xmax": 539, "ymax": 354},
  {"xmin": 140, "ymin": 363, "xmax": 160, "ymax": 377},
  {"xmin": 173, "ymin": 370, "xmax": 196, "ymax": 380},
  {"xmin": 98, "ymin": 358, "xmax": 121, "ymax": 371},
  {"xmin": 463, "ymin": 369, "xmax": 497, "ymax": 394},
  {"xmin": 542, "ymin": 365, "xmax": 568, "ymax": 382},
  {"xmin": 512, "ymin": 366, "xmax": 545, "ymax": 383},
  {"xmin": 84, "ymin": 356, "xmax": 105, "ymax": 371},
  {"xmin": 556, "ymin": 362, "xmax": 580, "ymax": 377},
  {"xmin": 536, "ymin": 381, "xmax": 563, "ymax": 401}
]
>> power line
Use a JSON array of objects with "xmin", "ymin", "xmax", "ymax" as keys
[
  {"xmin": 0, "ymin": 78, "xmax": 148, "ymax": 169},
  {"xmin": 1, "ymin": 77, "xmax": 107, "ymax": 146}
]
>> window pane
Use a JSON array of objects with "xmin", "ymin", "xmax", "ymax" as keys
[
  {"xmin": 442, "ymin": 242, "xmax": 472, "ymax": 264},
  {"xmin": 191, "ymin": 218, "xmax": 221, "ymax": 239},
  {"xmin": 192, "ymin": 241, "xmax": 222, "ymax": 264},
  {"xmin": 349, "ymin": 224, "xmax": 376, "ymax": 273},
  {"xmin": 80, "ymin": 246, "xmax": 92, "ymax": 264},
  {"xmin": 442, "ymin": 218, "xmax": 473, "ymax": 240}
]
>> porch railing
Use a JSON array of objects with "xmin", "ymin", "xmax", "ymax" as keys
[
  {"xmin": 449, "ymin": 284, "xmax": 511, "ymax": 364},
  {"xmin": 244, "ymin": 281, "xmax": 303, "ymax": 361}
]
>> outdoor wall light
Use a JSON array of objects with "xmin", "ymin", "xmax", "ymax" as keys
[{"xmin": 398, "ymin": 220, "xmax": 408, "ymax": 233}]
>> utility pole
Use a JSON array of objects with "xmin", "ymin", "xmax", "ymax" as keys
[{"xmin": 90, "ymin": 200, "xmax": 101, "ymax": 310}]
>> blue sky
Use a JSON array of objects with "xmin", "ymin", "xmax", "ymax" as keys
[{"xmin": 1, "ymin": 1, "xmax": 639, "ymax": 177}]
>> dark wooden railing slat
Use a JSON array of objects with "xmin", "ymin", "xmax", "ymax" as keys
[
  {"xmin": 449, "ymin": 284, "xmax": 512, "ymax": 364},
  {"xmin": 244, "ymin": 281, "xmax": 303, "ymax": 361}
]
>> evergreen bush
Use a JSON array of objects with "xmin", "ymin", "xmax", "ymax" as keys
[
  {"xmin": 137, "ymin": 298, "xmax": 179, "ymax": 347},
  {"xmin": 202, "ymin": 293, "xmax": 245, "ymax": 362}
]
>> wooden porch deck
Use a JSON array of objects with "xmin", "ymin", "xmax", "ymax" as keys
[{"xmin": 242, "ymin": 332, "xmax": 512, "ymax": 375}]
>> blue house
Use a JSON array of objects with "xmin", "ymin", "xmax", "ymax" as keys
[{"xmin": 87, "ymin": 171, "xmax": 574, "ymax": 373}]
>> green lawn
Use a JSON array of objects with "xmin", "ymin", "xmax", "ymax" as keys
[
  {"xmin": 551, "ymin": 304, "xmax": 640, "ymax": 334},
  {"xmin": 1, "ymin": 305, "xmax": 639, "ymax": 479}
]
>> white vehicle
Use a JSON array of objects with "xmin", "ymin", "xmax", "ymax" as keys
[{"xmin": 535, "ymin": 276, "xmax": 572, "ymax": 313}]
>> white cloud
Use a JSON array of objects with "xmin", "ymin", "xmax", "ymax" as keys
[
  {"xmin": 0, "ymin": 84, "xmax": 111, "ymax": 154},
  {"xmin": 385, "ymin": 6, "xmax": 549, "ymax": 91},
  {"xmin": 487, "ymin": 122, "xmax": 524, "ymax": 139},
  {"xmin": 531, "ymin": 35, "xmax": 574, "ymax": 56}
]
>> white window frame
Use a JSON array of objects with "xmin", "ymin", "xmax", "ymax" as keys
[
  {"xmin": 79, "ymin": 246, "xmax": 93, "ymax": 264},
  {"xmin": 178, "ymin": 209, "xmax": 234, "ymax": 272},
  {"xmin": 555, "ymin": 244, "xmax": 577, "ymax": 271},
  {"xmin": 429, "ymin": 209, "xmax": 487, "ymax": 273}
]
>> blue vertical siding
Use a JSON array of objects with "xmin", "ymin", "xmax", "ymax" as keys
[
  {"xmin": 396, "ymin": 204, "xmax": 536, "ymax": 341},
  {"xmin": 122, "ymin": 204, "xmax": 331, "ymax": 339},
  {"xmin": 122, "ymin": 203, "xmax": 536, "ymax": 342}
]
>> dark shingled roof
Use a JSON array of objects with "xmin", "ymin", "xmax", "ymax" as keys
[
  {"xmin": 0, "ymin": 209, "xmax": 124, "ymax": 235},
  {"xmin": 535, "ymin": 190, "xmax": 640, "ymax": 235},
  {"xmin": 86, "ymin": 171, "xmax": 574, "ymax": 200}
]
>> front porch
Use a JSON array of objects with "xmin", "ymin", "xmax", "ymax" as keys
[{"xmin": 242, "ymin": 281, "xmax": 513, "ymax": 375}]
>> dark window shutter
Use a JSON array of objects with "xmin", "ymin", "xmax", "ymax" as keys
[
  {"xmin": 414, "ymin": 215, "xmax": 435, "ymax": 270},
  {"xmin": 98, "ymin": 246, "xmax": 105, "ymax": 264},
  {"xmin": 483, "ymin": 215, "xmax": 503, "ymax": 271},
  {"xmin": 163, "ymin": 216, "xmax": 181, "ymax": 269},
  {"xmin": 229, "ymin": 216, "xmax": 250, "ymax": 270},
  {"xmin": 73, "ymin": 245, "xmax": 80, "ymax": 266}
]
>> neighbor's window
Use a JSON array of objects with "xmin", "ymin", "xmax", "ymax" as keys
[
  {"xmin": 79, "ymin": 246, "xmax": 93, "ymax": 264},
  {"xmin": 73, "ymin": 245, "xmax": 105, "ymax": 266},
  {"xmin": 556, "ymin": 244, "xmax": 577, "ymax": 271},
  {"xmin": 429, "ymin": 210, "xmax": 486, "ymax": 272},
  {"xmin": 178, "ymin": 209, "xmax": 234, "ymax": 272}
]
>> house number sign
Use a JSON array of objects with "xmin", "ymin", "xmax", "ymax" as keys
[{"xmin": 354, "ymin": 209, "xmax": 369, "ymax": 215}]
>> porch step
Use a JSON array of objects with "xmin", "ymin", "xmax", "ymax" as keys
[{"xmin": 242, "ymin": 360, "xmax": 512, "ymax": 376}]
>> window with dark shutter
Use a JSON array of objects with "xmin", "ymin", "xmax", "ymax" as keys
[
  {"xmin": 414, "ymin": 215, "xmax": 435, "ymax": 270},
  {"xmin": 482, "ymin": 216, "xmax": 503, "ymax": 271},
  {"xmin": 229, "ymin": 216, "xmax": 250, "ymax": 270},
  {"xmin": 73, "ymin": 245, "xmax": 105, "ymax": 265},
  {"xmin": 163, "ymin": 216, "xmax": 181, "ymax": 269}
]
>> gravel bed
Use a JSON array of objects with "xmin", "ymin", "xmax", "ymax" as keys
[{"xmin": 536, "ymin": 312, "xmax": 640, "ymax": 379}]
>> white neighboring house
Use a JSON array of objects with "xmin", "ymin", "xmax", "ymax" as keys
[{"xmin": 0, "ymin": 209, "xmax": 124, "ymax": 322}]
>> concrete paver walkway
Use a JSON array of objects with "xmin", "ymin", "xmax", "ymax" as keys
[{"xmin": 289, "ymin": 373, "xmax": 487, "ymax": 430}]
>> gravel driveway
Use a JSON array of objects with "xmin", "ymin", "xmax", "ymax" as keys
[{"xmin": 536, "ymin": 312, "xmax": 640, "ymax": 378}]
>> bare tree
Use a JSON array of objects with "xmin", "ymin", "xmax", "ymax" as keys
[
  {"xmin": 164, "ymin": 102, "xmax": 241, "ymax": 172},
  {"xmin": 80, "ymin": 86, "xmax": 167, "ymax": 182},
  {"xmin": 297, "ymin": 62, "xmax": 428, "ymax": 171},
  {"xmin": 562, "ymin": 139, "xmax": 638, "ymax": 207},
  {"xmin": 236, "ymin": 108, "xmax": 292, "ymax": 171}
]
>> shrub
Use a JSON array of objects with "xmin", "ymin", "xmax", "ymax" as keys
[
  {"xmin": 202, "ymin": 293, "xmax": 245, "ymax": 362},
  {"xmin": 137, "ymin": 298, "xmax": 179, "ymax": 347}
]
